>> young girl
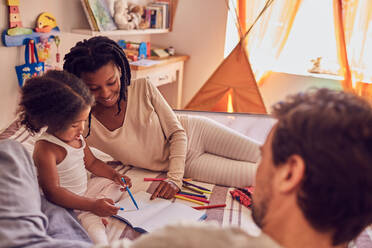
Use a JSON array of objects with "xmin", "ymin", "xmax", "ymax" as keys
[{"xmin": 18, "ymin": 70, "xmax": 132, "ymax": 245}]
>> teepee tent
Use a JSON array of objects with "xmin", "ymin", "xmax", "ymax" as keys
[
  {"xmin": 185, "ymin": 1, "xmax": 272, "ymax": 114},
  {"xmin": 185, "ymin": 41, "xmax": 266, "ymax": 113}
]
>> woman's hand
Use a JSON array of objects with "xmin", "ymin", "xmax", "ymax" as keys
[
  {"xmin": 151, "ymin": 181, "xmax": 179, "ymax": 200},
  {"xmin": 91, "ymin": 198, "xmax": 119, "ymax": 217},
  {"xmin": 112, "ymin": 173, "xmax": 132, "ymax": 189}
]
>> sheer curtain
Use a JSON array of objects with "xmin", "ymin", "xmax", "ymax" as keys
[
  {"xmin": 236, "ymin": 0, "xmax": 302, "ymax": 84},
  {"xmin": 233, "ymin": 0, "xmax": 372, "ymax": 97},
  {"xmin": 334, "ymin": 0, "xmax": 372, "ymax": 96},
  {"xmin": 277, "ymin": 0, "xmax": 341, "ymax": 77}
]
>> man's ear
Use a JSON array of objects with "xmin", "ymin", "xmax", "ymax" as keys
[{"xmin": 275, "ymin": 154, "xmax": 305, "ymax": 194}]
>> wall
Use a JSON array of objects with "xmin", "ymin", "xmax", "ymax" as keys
[
  {"xmin": 0, "ymin": 1, "xmax": 87, "ymax": 130},
  {"xmin": 0, "ymin": 0, "xmax": 150, "ymax": 130},
  {"xmin": 152, "ymin": 0, "xmax": 228, "ymax": 109}
]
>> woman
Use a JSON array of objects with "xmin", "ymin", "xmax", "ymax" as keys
[{"xmin": 63, "ymin": 36, "xmax": 260, "ymax": 200}]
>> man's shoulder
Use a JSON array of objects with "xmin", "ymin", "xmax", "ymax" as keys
[{"xmin": 127, "ymin": 221, "xmax": 282, "ymax": 248}]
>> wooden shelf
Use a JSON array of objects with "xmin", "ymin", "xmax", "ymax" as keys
[{"xmin": 71, "ymin": 28, "xmax": 169, "ymax": 36}]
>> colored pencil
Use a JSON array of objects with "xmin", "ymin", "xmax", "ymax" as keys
[
  {"xmin": 176, "ymin": 194, "xmax": 210, "ymax": 203},
  {"xmin": 144, "ymin": 178, "xmax": 166, "ymax": 181},
  {"xmin": 183, "ymin": 178, "xmax": 193, "ymax": 181},
  {"xmin": 182, "ymin": 185, "xmax": 206, "ymax": 194},
  {"xmin": 192, "ymin": 204, "xmax": 226, "ymax": 210},
  {"xmin": 182, "ymin": 180, "xmax": 211, "ymax": 192},
  {"xmin": 174, "ymin": 195, "xmax": 205, "ymax": 205},
  {"xmin": 197, "ymin": 189, "xmax": 212, "ymax": 194},
  {"xmin": 178, "ymin": 191, "xmax": 206, "ymax": 198},
  {"xmin": 121, "ymin": 177, "xmax": 139, "ymax": 210}
]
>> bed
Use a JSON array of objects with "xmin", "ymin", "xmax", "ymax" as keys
[{"xmin": 0, "ymin": 110, "xmax": 370, "ymax": 247}]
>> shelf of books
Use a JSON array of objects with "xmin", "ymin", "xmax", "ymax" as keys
[
  {"xmin": 71, "ymin": 28, "xmax": 169, "ymax": 36},
  {"xmin": 78, "ymin": 0, "xmax": 176, "ymax": 36}
]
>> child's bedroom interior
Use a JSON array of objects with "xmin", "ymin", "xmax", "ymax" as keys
[{"xmin": 0, "ymin": 0, "xmax": 371, "ymax": 248}]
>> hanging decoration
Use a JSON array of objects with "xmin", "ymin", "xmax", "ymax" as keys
[
  {"xmin": 2, "ymin": 1, "xmax": 60, "ymax": 47},
  {"xmin": 15, "ymin": 39, "xmax": 45, "ymax": 87}
]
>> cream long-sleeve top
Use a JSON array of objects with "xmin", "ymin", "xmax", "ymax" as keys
[{"xmin": 85, "ymin": 78, "xmax": 187, "ymax": 188}]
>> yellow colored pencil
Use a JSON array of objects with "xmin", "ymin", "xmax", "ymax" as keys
[
  {"xmin": 174, "ymin": 195, "xmax": 205, "ymax": 205},
  {"xmin": 198, "ymin": 189, "xmax": 212, "ymax": 194},
  {"xmin": 183, "ymin": 185, "xmax": 211, "ymax": 194},
  {"xmin": 183, "ymin": 185, "xmax": 206, "ymax": 194}
]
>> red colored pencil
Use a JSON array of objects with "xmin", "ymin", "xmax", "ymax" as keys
[
  {"xmin": 144, "ymin": 178, "xmax": 166, "ymax": 181},
  {"xmin": 192, "ymin": 204, "xmax": 226, "ymax": 210},
  {"xmin": 176, "ymin": 194, "xmax": 210, "ymax": 203}
]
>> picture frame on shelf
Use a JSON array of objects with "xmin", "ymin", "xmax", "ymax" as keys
[
  {"xmin": 80, "ymin": 0, "xmax": 99, "ymax": 31},
  {"xmin": 84, "ymin": 0, "xmax": 117, "ymax": 31}
]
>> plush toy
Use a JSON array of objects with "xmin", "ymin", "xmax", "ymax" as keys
[
  {"xmin": 113, "ymin": 0, "xmax": 145, "ymax": 30},
  {"xmin": 113, "ymin": 0, "xmax": 130, "ymax": 30},
  {"xmin": 127, "ymin": 4, "xmax": 145, "ymax": 30}
]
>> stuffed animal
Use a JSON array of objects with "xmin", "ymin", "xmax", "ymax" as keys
[
  {"xmin": 127, "ymin": 4, "xmax": 144, "ymax": 30},
  {"xmin": 113, "ymin": 0, "xmax": 130, "ymax": 29},
  {"xmin": 113, "ymin": 0, "xmax": 145, "ymax": 30}
]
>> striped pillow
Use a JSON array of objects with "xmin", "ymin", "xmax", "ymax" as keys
[{"xmin": 0, "ymin": 118, "xmax": 42, "ymax": 155}]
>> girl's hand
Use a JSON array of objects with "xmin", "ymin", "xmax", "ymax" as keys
[
  {"xmin": 113, "ymin": 173, "xmax": 132, "ymax": 189},
  {"xmin": 151, "ymin": 181, "xmax": 179, "ymax": 200},
  {"xmin": 91, "ymin": 198, "xmax": 119, "ymax": 217}
]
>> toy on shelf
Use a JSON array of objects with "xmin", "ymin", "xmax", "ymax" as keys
[
  {"xmin": 117, "ymin": 40, "xmax": 149, "ymax": 61},
  {"xmin": 54, "ymin": 36, "xmax": 61, "ymax": 63},
  {"xmin": 6, "ymin": 0, "xmax": 32, "ymax": 36},
  {"xmin": 112, "ymin": 0, "xmax": 147, "ymax": 30},
  {"xmin": 35, "ymin": 12, "xmax": 58, "ymax": 33},
  {"xmin": 2, "ymin": 1, "xmax": 60, "ymax": 47}
]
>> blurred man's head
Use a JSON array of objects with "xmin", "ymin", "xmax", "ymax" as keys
[{"xmin": 252, "ymin": 89, "xmax": 372, "ymax": 246}]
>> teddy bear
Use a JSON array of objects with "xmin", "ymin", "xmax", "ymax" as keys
[{"xmin": 113, "ymin": 0, "xmax": 146, "ymax": 30}]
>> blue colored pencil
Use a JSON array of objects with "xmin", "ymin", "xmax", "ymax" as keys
[
  {"xmin": 178, "ymin": 191, "xmax": 207, "ymax": 198},
  {"xmin": 121, "ymin": 177, "xmax": 139, "ymax": 210}
]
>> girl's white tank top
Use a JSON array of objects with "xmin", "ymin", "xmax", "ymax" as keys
[{"xmin": 37, "ymin": 133, "xmax": 88, "ymax": 196}]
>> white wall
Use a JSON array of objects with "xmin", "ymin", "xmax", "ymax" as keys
[
  {"xmin": 0, "ymin": 0, "xmax": 150, "ymax": 130},
  {"xmin": 0, "ymin": 1, "xmax": 87, "ymax": 129},
  {"xmin": 152, "ymin": 0, "xmax": 228, "ymax": 108}
]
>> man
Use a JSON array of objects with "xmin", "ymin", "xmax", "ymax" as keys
[
  {"xmin": 102, "ymin": 88, "xmax": 372, "ymax": 248},
  {"xmin": 250, "ymin": 88, "xmax": 372, "ymax": 247}
]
